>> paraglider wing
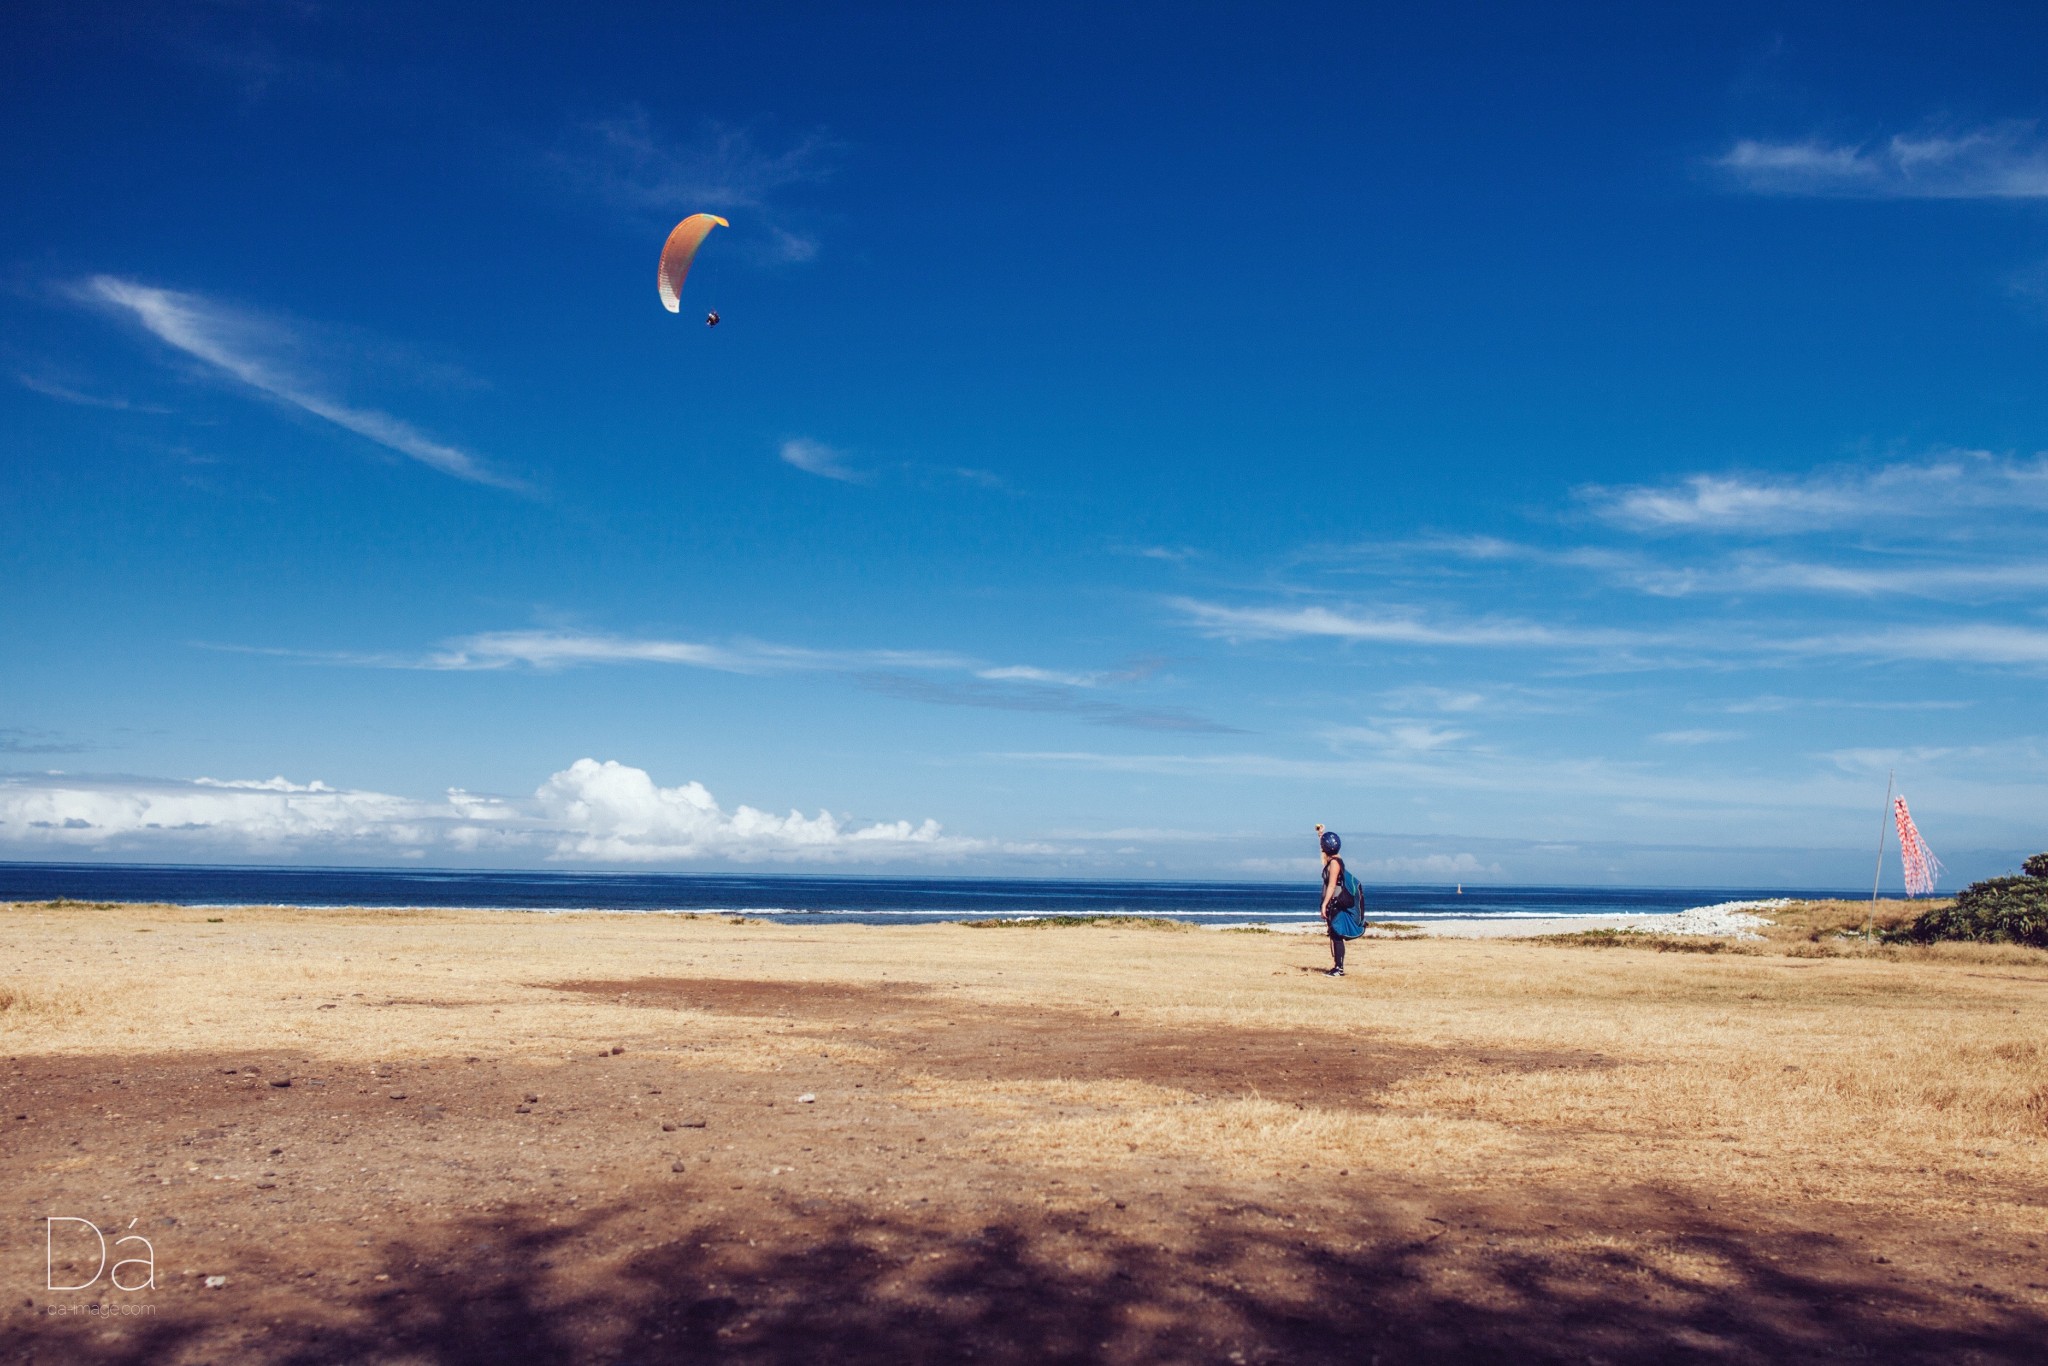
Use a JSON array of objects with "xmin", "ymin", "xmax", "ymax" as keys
[{"xmin": 656, "ymin": 214, "xmax": 730, "ymax": 313}]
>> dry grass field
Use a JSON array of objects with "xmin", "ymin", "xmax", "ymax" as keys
[{"xmin": 3, "ymin": 899, "xmax": 2045, "ymax": 1364}]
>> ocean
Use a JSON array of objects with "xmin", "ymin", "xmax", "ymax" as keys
[{"xmin": 0, "ymin": 862, "xmax": 1826, "ymax": 927}]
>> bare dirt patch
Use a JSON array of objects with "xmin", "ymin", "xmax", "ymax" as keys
[
  {"xmin": 543, "ymin": 975, "xmax": 1607, "ymax": 1110},
  {"xmin": 551, "ymin": 975, "xmax": 939, "ymax": 1016}
]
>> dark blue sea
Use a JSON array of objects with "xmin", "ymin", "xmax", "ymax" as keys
[{"xmin": 0, "ymin": 862, "xmax": 1822, "ymax": 927}]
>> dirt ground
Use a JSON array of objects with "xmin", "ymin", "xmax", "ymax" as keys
[{"xmin": 4, "ymin": 901, "xmax": 2046, "ymax": 1364}]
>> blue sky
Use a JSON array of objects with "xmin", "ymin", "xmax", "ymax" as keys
[{"xmin": 3, "ymin": 1, "xmax": 2045, "ymax": 887}]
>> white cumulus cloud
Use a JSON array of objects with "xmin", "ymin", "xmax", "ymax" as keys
[{"xmin": 532, "ymin": 758, "xmax": 954, "ymax": 862}]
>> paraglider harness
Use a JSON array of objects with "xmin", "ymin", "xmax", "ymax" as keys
[{"xmin": 1327, "ymin": 857, "xmax": 1367, "ymax": 940}]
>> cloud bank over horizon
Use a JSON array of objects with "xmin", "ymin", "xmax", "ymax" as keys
[
  {"xmin": 5, "ymin": 757, "xmax": 2033, "ymax": 888},
  {"xmin": 0, "ymin": 759, "xmax": 993, "ymax": 866}
]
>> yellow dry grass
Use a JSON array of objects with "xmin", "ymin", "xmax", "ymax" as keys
[
  {"xmin": 0, "ymin": 980, "xmax": 94, "ymax": 1020},
  {"xmin": 4, "ymin": 898, "xmax": 2045, "ymax": 1237}
]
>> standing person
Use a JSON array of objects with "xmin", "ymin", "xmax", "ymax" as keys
[{"xmin": 1316, "ymin": 823, "xmax": 1354, "ymax": 977}]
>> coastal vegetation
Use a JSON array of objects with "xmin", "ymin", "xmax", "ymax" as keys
[
  {"xmin": 1892, "ymin": 853, "xmax": 2048, "ymax": 949},
  {"xmin": 1534, "ymin": 895, "xmax": 2047, "ymax": 965}
]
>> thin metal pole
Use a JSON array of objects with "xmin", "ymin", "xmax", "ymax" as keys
[{"xmin": 1868, "ymin": 771, "xmax": 1894, "ymax": 924}]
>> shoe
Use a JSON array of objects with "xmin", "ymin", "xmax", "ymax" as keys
[{"xmin": 1324, "ymin": 967, "xmax": 1344, "ymax": 977}]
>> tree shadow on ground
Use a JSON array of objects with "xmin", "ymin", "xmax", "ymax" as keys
[{"xmin": 15, "ymin": 1188, "xmax": 2046, "ymax": 1365}]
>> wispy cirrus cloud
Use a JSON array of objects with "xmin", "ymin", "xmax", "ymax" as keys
[
  {"xmin": 1820, "ymin": 745, "xmax": 1993, "ymax": 778},
  {"xmin": 80, "ymin": 276, "xmax": 517, "ymax": 489},
  {"xmin": 1172, "ymin": 598, "xmax": 1647, "ymax": 650},
  {"xmin": 975, "ymin": 664, "xmax": 1105, "ymax": 688},
  {"xmin": 950, "ymin": 467, "xmax": 1012, "ymax": 492},
  {"xmin": 563, "ymin": 112, "xmax": 833, "ymax": 214},
  {"xmin": 1445, "ymin": 538, "xmax": 2048, "ymax": 601},
  {"xmin": 995, "ymin": 748, "xmax": 1748, "ymax": 809},
  {"xmin": 443, "ymin": 631, "xmax": 1232, "ymax": 731},
  {"xmin": 1794, "ymin": 623, "xmax": 2048, "ymax": 667},
  {"xmin": 1110, "ymin": 543, "xmax": 1200, "ymax": 564},
  {"xmin": 1716, "ymin": 121, "xmax": 2048, "ymax": 198},
  {"xmin": 1609, "ymin": 554, "xmax": 2048, "ymax": 600},
  {"xmin": 779, "ymin": 437, "xmax": 862, "ymax": 481},
  {"xmin": 779, "ymin": 444, "xmax": 1027, "ymax": 490},
  {"xmin": 15, "ymin": 372, "xmax": 171, "ymax": 413},
  {"xmin": 857, "ymin": 673, "xmax": 1237, "ymax": 734},
  {"xmin": 420, "ymin": 630, "xmax": 963, "ymax": 675},
  {"xmin": 1174, "ymin": 593, "xmax": 2048, "ymax": 672},
  {"xmin": 554, "ymin": 111, "xmax": 834, "ymax": 263},
  {"xmin": 0, "ymin": 727, "xmax": 88, "ymax": 756},
  {"xmin": 1580, "ymin": 451, "xmax": 2048, "ymax": 533},
  {"xmin": 215, "ymin": 628, "xmax": 1225, "ymax": 733},
  {"xmin": 1704, "ymin": 695, "xmax": 1972, "ymax": 716},
  {"xmin": 1351, "ymin": 851, "xmax": 1503, "ymax": 879},
  {"xmin": 205, "ymin": 632, "xmax": 964, "ymax": 675},
  {"xmin": 1586, "ymin": 473, "xmax": 1870, "ymax": 531},
  {"xmin": 1377, "ymin": 686, "xmax": 1492, "ymax": 713},
  {"xmin": 992, "ymin": 745, "xmax": 2048, "ymax": 832},
  {"xmin": 1323, "ymin": 722, "xmax": 1474, "ymax": 753},
  {"xmin": 1652, "ymin": 729, "xmax": 1745, "ymax": 746}
]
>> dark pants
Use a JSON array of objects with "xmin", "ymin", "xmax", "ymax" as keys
[{"xmin": 1327, "ymin": 925, "xmax": 1347, "ymax": 969}]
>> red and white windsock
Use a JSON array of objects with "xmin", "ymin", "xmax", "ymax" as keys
[{"xmin": 1893, "ymin": 795, "xmax": 1944, "ymax": 898}]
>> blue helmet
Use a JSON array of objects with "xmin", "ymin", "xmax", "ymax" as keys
[{"xmin": 1319, "ymin": 830, "xmax": 1341, "ymax": 855}]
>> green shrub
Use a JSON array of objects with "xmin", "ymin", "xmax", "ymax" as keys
[{"xmin": 1892, "ymin": 856, "xmax": 2048, "ymax": 948}]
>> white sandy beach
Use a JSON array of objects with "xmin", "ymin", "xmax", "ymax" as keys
[{"xmin": 1252, "ymin": 899, "xmax": 1791, "ymax": 940}]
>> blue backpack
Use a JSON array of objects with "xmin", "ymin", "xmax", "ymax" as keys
[{"xmin": 1329, "ymin": 864, "xmax": 1367, "ymax": 939}]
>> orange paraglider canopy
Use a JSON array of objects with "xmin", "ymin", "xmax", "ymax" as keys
[{"xmin": 657, "ymin": 214, "xmax": 729, "ymax": 313}]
